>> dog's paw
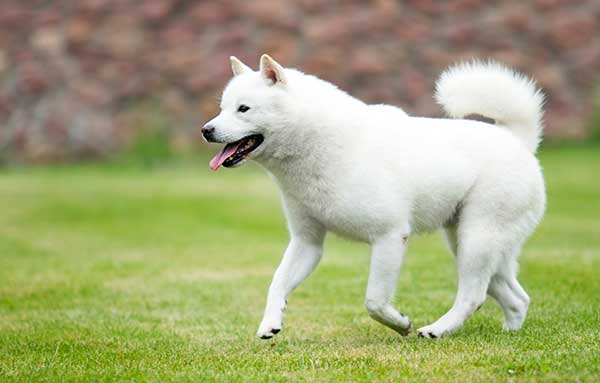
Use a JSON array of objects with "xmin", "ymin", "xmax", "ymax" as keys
[
  {"xmin": 398, "ymin": 318, "xmax": 412, "ymax": 336},
  {"xmin": 256, "ymin": 327, "xmax": 281, "ymax": 340},
  {"xmin": 389, "ymin": 315, "xmax": 412, "ymax": 336},
  {"xmin": 256, "ymin": 318, "xmax": 283, "ymax": 340},
  {"xmin": 416, "ymin": 325, "xmax": 442, "ymax": 339}
]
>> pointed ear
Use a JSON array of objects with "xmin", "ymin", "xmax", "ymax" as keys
[
  {"xmin": 260, "ymin": 54, "xmax": 286, "ymax": 85},
  {"xmin": 230, "ymin": 56, "xmax": 251, "ymax": 76}
]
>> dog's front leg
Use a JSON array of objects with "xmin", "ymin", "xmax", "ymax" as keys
[
  {"xmin": 365, "ymin": 229, "xmax": 412, "ymax": 335},
  {"xmin": 257, "ymin": 228, "xmax": 325, "ymax": 339}
]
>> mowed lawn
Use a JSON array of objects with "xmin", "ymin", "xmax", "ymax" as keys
[{"xmin": 1, "ymin": 145, "xmax": 599, "ymax": 382}]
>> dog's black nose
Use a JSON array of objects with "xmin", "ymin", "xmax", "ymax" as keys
[{"xmin": 202, "ymin": 125, "xmax": 215, "ymax": 140}]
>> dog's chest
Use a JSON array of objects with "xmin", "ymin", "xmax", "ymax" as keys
[{"xmin": 278, "ymin": 171, "xmax": 385, "ymax": 241}]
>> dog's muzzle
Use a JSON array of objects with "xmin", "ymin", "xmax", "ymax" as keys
[{"xmin": 201, "ymin": 124, "xmax": 216, "ymax": 142}]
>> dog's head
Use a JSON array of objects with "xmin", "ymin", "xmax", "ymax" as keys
[{"xmin": 203, "ymin": 54, "xmax": 293, "ymax": 170}]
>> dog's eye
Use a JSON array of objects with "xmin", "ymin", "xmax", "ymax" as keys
[{"xmin": 237, "ymin": 105, "xmax": 250, "ymax": 113}]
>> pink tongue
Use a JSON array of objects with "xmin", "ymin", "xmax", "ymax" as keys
[{"xmin": 209, "ymin": 142, "xmax": 243, "ymax": 170}]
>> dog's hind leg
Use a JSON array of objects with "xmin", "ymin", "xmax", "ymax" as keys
[
  {"xmin": 443, "ymin": 223, "xmax": 459, "ymax": 257},
  {"xmin": 365, "ymin": 229, "xmax": 412, "ymax": 335},
  {"xmin": 487, "ymin": 256, "xmax": 530, "ymax": 331},
  {"xmin": 417, "ymin": 223, "xmax": 501, "ymax": 339}
]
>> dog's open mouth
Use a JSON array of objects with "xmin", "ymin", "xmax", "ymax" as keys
[{"xmin": 209, "ymin": 134, "xmax": 264, "ymax": 170}]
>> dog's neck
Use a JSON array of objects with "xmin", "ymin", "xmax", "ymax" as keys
[
  {"xmin": 255, "ymin": 121, "xmax": 330, "ymax": 182},
  {"xmin": 254, "ymin": 75, "xmax": 367, "ymax": 186}
]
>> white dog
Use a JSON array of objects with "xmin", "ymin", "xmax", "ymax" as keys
[{"xmin": 203, "ymin": 54, "xmax": 545, "ymax": 339}]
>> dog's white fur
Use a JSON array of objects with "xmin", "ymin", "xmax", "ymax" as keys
[{"xmin": 205, "ymin": 55, "xmax": 546, "ymax": 339}]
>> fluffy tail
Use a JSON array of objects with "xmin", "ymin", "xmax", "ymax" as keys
[{"xmin": 435, "ymin": 60, "xmax": 545, "ymax": 153}]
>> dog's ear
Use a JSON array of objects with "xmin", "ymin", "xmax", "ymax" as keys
[
  {"xmin": 230, "ymin": 56, "xmax": 251, "ymax": 76},
  {"xmin": 260, "ymin": 54, "xmax": 286, "ymax": 85}
]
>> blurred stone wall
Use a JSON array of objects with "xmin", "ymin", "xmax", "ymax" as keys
[{"xmin": 1, "ymin": 0, "xmax": 599, "ymax": 162}]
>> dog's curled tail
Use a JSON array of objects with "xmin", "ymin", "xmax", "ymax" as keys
[{"xmin": 435, "ymin": 60, "xmax": 545, "ymax": 153}]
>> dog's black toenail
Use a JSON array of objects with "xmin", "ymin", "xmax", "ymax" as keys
[
  {"xmin": 260, "ymin": 334, "xmax": 273, "ymax": 339},
  {"xmin": 429, "ymin": 332, "xmax": 437, "ymax": 339},
  {"xmin": 271, "ymin": 328, "xmax": 280, "ymax": 334},
  {"xmin": 418, "ymin": 332, "xmax": 424, "ymax": 338}
]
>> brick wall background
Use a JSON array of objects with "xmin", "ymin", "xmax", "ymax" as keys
[{"xmin": 1, "ymin": 0, "xmax": 599, "ymax": 162}]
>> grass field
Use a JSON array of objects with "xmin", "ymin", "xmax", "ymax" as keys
[{"xmin": 1, "ymin": 144, "xmax": 599, "ymax": 382}]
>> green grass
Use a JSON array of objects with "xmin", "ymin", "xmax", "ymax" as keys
[{"xmin": 1, "ymin": 145, "xmax": 599, "ymax": 382}]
